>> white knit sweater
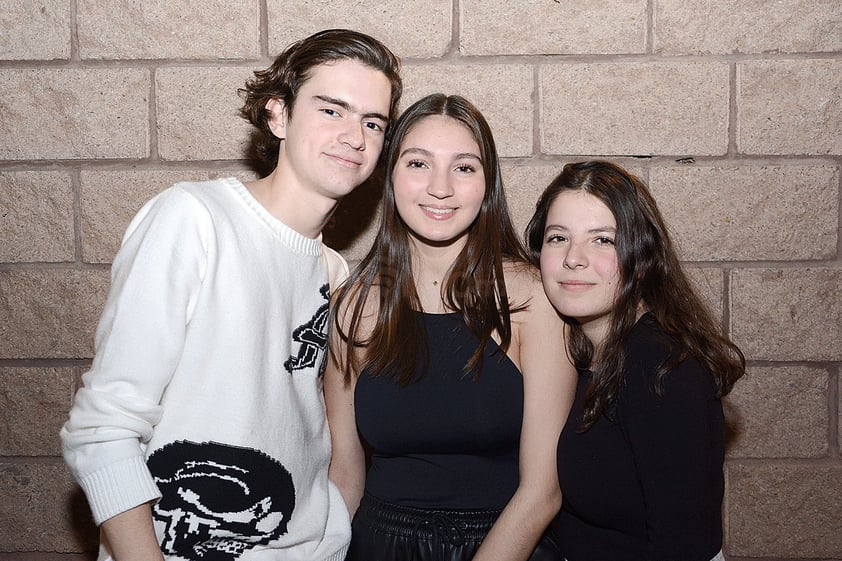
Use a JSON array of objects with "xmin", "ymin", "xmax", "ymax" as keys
[{"xmin": 61, "ymin": 178, "xmax": 350, "ymax": 561}]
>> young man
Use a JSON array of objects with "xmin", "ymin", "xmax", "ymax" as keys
[{"xmin": 61, "ymin": 29, "xmax": 402, "ymax": 561}]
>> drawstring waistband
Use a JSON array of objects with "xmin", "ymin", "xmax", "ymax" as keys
[
  {"xmin": 354, "ymin": 493, "xmax": 501, "ymax": 560},
  {"xmin": 414, "ymin": 510, "xmax": 468, "ymax": 556}
]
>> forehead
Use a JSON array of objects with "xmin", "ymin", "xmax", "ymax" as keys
[
  {"xmin": 299, "ymin": 59, "xmax": 392, "ymax": 111},
  {"xmin": 402, "ymin": 115, "xmax": 479, "ymax": 152},
  {"xmin": 548, "ymin": 190, "xmax": 615, "ymax": 224}
]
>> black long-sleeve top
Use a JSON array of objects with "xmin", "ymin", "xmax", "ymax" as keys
[{"xmin": 553, "ymin": 313, "xmax": 724, "ymax": 561}]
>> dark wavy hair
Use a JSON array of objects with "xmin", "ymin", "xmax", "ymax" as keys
[
  {"xmin": 239, "ymin": 28, "xmax": 402, "ymax": 167},
  {"xmin": 332, "ymin": 93, "xmax": 529, "ymax": 385},
  {"xmin": 525, "ymin": 161, "xmax": 745, "ymax": 430}
]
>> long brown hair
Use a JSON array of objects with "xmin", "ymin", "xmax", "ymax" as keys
[
  {"xmin": 332, "ymin": 94, "xmax": 528, "ymax": 385},
  {"xmin": 525, "ymin": 161, "xmax": 745, "ymax": 430}
]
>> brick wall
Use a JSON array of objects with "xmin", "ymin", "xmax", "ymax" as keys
[{"xmin": 1, "ymin": 1, "xmax": 840, "ymax": 559}]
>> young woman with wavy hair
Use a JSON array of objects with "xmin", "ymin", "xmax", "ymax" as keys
[
  {"xmin": 325, "ymin": 94, "xmax": 575, "ymax": 561},
  {"xmin": 526, "ymin": 160, "xmax": 745, "ymax": 561}
]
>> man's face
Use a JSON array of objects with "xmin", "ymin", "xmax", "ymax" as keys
[{"xmin": 270, "ymin": 59, "xmax": 393, "ymax": 202}]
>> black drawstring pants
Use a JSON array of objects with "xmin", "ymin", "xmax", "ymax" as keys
[{"xmin": 347, "ymin": 493, "xmax": 562, "ymax": 561}]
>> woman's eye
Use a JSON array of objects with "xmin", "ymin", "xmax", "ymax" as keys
[
  {"xmin": 454, "ymin": 164, "xmax": 476, "ymax": 173},
  {"xmin": 407, "ymin": 159, "xmax": 427, "ymax": 169},
  {"xmin": 545, "ymin": 234, "xmax": 566, "ymax": 244},
  {"xmin": 595, "ymin": 236, "xmax": 615, "ymax": 245}
]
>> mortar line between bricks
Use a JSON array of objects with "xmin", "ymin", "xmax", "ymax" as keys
[
  {"xmin": 0, "ymin": 359, "xmax": 91, "ymax": 368},
  {"xmin": 450, "ymin": 0, "xmax": 462, "ymax": 59},
  {"xmin": 728, "ymin": 61, "xmax": 738, "ymax": 156},
  {"xmin": 828, "ymin": 364, "xmax": 840, "ymax": 458},
  {"xmin": 71, "ymin": 171, "xmax": 82, "ymax": 263},
  {"xmin": 69, "ymin": 0, "xmax": 79, "ymax": 62},
  {"xmin": 259, "ymin": 0, "xmax": 269, "ymax": 57}
]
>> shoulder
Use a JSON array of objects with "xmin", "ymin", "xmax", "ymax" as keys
[
  {"xmin": 622, "ymin": 314, "xmax": 713, "ymax": 395},
  {"xmin": 503, "ymin": 260, "xmax": 566, "ymax": 338},
  {"xmin": 502, "ymin": 261, "xmax": 573, "ymax": 383},
  {"xmin": 131, "ymin": 178, "xmax": 235, "ymax": 222},
  {"xmin": 503, "ymin": 260, "xmax": 562, "ymax": 321},
  {"xmin": 331, "ymin": 277, "xmax": 380, "ymax": 337},
  {"xmin": 502, "ymin": 260, "xmax": 544, "ymax": 305},
  {"xmin": 167, "ymin": 177, "xmax": 236, "ymax": 202},
  {"xmin": 170, "ymin": 177, "xmax": 250, "ymax": 215},
  {"xmin": 122, "ymin": 181, "xmax": 220, "ymax": 246},
  {"xmin": 321, "ymin": 245, "xmax": 350, "ymax": 291},
  {"xmin": 625, "ymin": 314, "xmax": 676, "ymax": 361}
]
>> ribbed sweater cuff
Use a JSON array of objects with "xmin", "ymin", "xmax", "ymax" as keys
[
  {"xmin": 319, "ymin": 545, "xmax": 350, "ymax": 561},
  {"xmin": 78, "ymin": 455, "xmax": 162, "ymax": 525}
]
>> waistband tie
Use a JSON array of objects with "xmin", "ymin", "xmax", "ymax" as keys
[{"xmin": 414, "ymin": 511, "xmax": 467, "ymax": 560}]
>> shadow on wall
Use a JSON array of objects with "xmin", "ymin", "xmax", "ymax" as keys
[
  {"xmin": 722, "ymin": 399, "xmax": 744, "ymax": 453},
  {"xmin": 241, "ymin": 130, "xmax": 276, "ymax": 179},
  {"xmin": 323, "ymin": 166, "xmax": 385, "ymax": 252},
  {"xmin": 68, "ymin": 485, "xmax": 97, "ymax": 558}
]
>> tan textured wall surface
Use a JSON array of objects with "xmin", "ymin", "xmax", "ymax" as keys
[{"xmin": 1, "ymin": 1, "xmax": 840, "ymax": 559}]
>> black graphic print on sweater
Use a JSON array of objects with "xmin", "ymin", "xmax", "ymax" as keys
[
  {"xmin": 284, "ymin": 283, "xmax": 330, "ymax": 376},
  {"xmin": 148, "ymin": 440, "xmax": 295, "ymax": 560}
]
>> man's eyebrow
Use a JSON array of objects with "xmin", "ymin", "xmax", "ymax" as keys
[{"xmin": 313, "ymin": 95, "xmax": 389, "ymax": 123}]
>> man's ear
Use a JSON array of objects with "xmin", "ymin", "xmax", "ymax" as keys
[{"xmin": 266, "ymin": 98, "xmax": 287, "ymax": 140}]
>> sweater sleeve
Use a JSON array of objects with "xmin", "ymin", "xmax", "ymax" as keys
[
  {"xmin": 60, "ymin": 185, "xmax": 210, "ymax": 525},
  {"xmin": 620, "ymin": 328, "xmax": 724, "ymax": 560}
]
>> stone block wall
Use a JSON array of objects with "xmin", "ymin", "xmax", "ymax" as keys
[{"xmin": 1, "ymin": 1, "xmax": 840, "ymax": 558}]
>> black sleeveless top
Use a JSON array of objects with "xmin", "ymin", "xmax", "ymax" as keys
[{"xmin": 355, "ymin": 311, "xmax": 524, "ymax": 509}]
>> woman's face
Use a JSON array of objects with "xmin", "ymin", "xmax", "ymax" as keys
[
  {"xmin": 539, "ymin": 190, "xmax": 621, "ymax": 345},
  {"xmin": 392, "ymin": 115, "xmax": 486, "ymax": 249}
]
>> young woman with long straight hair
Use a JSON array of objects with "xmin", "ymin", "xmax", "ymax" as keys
[{"xmin": 325, "ymin": 94, "xmax": 575, "ymax": 561}]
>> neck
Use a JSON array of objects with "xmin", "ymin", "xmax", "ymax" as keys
[
  {"xmin": 582, "ymin": 322, "xmax": 609, "ymax": 358},
  {"xmin": 244, "ymin": 170, "xmax": 337, "ymax": 239},
  {"xmin": 583, "ymin": 305, "xmax": 648, "ymax": 365},
  {"xmin": 410, "ymin": 238, "xmax": 464, "ymax": 282},
  {"xmin": 409, "ymin": 238, "xmax": 465, "ymax": 314}
]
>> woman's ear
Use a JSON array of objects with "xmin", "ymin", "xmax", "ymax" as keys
[{"xmin": 265, "ymin": 98, "xmax": 287, "ymax": 140}]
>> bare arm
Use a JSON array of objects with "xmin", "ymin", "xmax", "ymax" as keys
[
  {"xmin": 473, "ymin": 272, "xmax": 577, "ymax": 561},
  {"xmin": 325, "ymin": 350, "xmax": 367, "ymax": 516},
  {"xmin": 325, "ymin": 289, "xmax": 373, "ymax": 517},
  {"xmin": 100, "ymin": 502, "xmax": 164, "ymax": 561}
]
